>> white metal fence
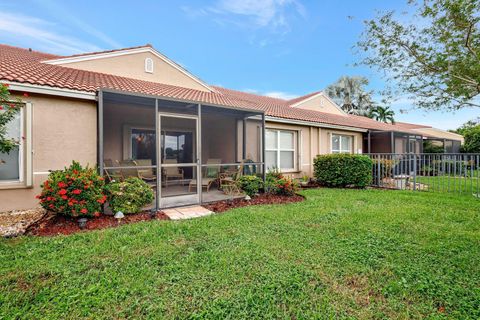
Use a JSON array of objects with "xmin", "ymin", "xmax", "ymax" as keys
[{"xmin": 366, "ymin": 153, "xmax": 480, "ymax": 195}]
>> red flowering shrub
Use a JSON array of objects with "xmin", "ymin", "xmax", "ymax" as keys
[
  {"xmin": 275, "ymin": 176, "xmax": 299, "ymax": 196},
  {"xmin": 264, "ymin": 170, "xmax": 298, "ymax": 196},
  {"xmin": 37, "ymin": 161, "xmax": 105, "ymax": 217}
]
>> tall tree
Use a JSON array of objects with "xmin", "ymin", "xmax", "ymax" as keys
[
  {"xmin": 357, "ymin": 0, "xmax": 480, "ymax": 110},
  {"xmin": 325, "ymin": 76, "xmax": 377, "ymax": 116},
  {"xmin": 370, "ymin": 106, "xmax": 396, "ymax": 123}
]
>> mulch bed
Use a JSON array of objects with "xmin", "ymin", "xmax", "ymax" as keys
[
  {"xmin": 26, "ymin": 211, "xmax": 169, "ymax": 237},
  {"xmin": 204, "ymin": 193, "xmax": 305, "ymax": 213},
  {"xmin": 26, "ymin": 193, "xmax": 304, "ymax": 237}
]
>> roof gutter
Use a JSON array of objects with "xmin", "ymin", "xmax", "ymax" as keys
[
  {"xmin": 266, "ymin": 116, "xmax": 368, "ymax": 133},
  {"xmin": 4, "ymin": 81, "xmax": 96, "ymax": 101}
]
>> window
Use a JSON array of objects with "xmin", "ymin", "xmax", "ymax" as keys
[
  {"xmin": 331, "ymin": 134, "xmax": 352, "ymax": 154},
  {"xmin": 0, "ymin": 104, "xmax": 31, "ymax": 187},
  {"xmin": 161, "ymin": 130, "xmax": 194, "ymax": 163},
  {"xmin": 266, "ymin": 129, "xmax": 296, "ymax": 171},
  {"xmin": 144, "ymin": 58, "xmax": 154, "ymax": 73},
  {"xmin": 131, "ymin": 128, "xmax": 156, "ymax": 164}
]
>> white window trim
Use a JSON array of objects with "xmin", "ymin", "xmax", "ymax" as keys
[
  {"xmin": 0, "ymin": 102, "xmax": 33, "ymax": 189},
  {"xmin": 144, "ymin": 57, "xmax": 154, "ymax": 73},
  {"xmin": 331, "ymin": 133, "xmax": 353, "ymax": 154},
  {"xmin": 265, "ymin": 128, "xmax": 298, "ymax": 172}
]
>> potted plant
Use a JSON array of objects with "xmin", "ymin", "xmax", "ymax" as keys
[{"xmin": 299, "ymin": 174, "xmax": 310, "ymax": 187}]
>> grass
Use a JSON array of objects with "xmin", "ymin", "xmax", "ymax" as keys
[
  {"xmin": 417, "ymin": 175, "xmax": 480, "ymax": 194},
  {"xmin": 1, "ymin": 189, "xmax": 479, "ymax": 319}
]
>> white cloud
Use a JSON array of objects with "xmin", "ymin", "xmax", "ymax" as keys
[
  {"xmin": 0, "ymin": 12, "xmax": 102, "ymax": 54},
  {"xmin": 180, "ymin": 5, "xmax": 210, "ymax": 18},
  {"xmin": 32, "ymin": 0, "xmax": 121, "ymax": 48},
  {"xmin": 183, "ymin": 0, "xmax": 306, "ymax": 35},
  {"xmin": 244, "ymin": 88, "xmax": 298, "ymax": 100},
  {"xmin": 264, "ymin": 91, "xmax": 298, "ymax": 100}
]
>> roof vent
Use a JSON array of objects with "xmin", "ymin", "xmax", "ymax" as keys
[{"xmin": 144, "ymin": 57, "xmax": 154, "ymax": 73}]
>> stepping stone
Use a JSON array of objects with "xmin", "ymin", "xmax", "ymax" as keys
[{"xmin": 163, "ymin": 206, "xmax": 213, "ymax": 220}]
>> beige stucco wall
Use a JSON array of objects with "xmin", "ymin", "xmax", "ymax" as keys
[
  {"xmin": 265, "ymin": 121, "xmax": 364, "ymax": 177},
  {"xmin": 292, "ymin": 94, "xmax": 345, "ymax": 116},
  {"xmin": 0, "ymin": 93, "xmax": 97, "ymax": 212},
  {"xmin": 57, "ymin": 51, "xmax": 210, "ymax": 92}
]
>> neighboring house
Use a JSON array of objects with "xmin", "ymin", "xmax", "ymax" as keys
[{"xmin": 0, "ymin": 44, "xmax": 463, "ymax": 211}]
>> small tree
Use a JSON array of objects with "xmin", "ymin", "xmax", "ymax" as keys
[{"xmin": 0, "ymin": 83, "xmax": 22, "ymax": 162}]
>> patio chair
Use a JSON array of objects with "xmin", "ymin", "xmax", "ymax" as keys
[
  {"xmin": 188, "ymin": 159, "xmax": 222, "ymax": 192},
  {"xmin": 133, "ymin": 159, "xmax": 156, "ymax": 182},
  {"xmin": 219, "ymin": 161, "xmax": 244, "ymax": 195},
  {"xmin": 133, "ymin": 159, "xmax": 157, "ymax": 189},
  {"xmin": 118, "ymin": 159, "xmax": 139, "ymax": 179},
  {"xmin": 103, "ymin": 159, "xmax": 123, "ymax": 182},
  {"xmin": 163, "ymin": 159, "xmax": 184, "ymax": 187}
]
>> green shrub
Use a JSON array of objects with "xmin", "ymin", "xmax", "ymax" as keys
[
  {"xmin": 314, "ymin": 154, "xmax": 372, "ymax": 188},
  {"xmin": 264, "ymin": 170, "xmax": 299, "ymax": 196},
  {"xmin": 36, "ymin": 161, "xmax": 106, "ymax": 217},
  {"xmin": 423, "ymin": 140, "xmax": 444, "ymax": 153},
  {"xmin": 104, "ymin": 177, "xmax": 154, "ymax": 214},
  {"xmin": 237, "ymin": 175, "xmax": 263, "ymax": 197}
]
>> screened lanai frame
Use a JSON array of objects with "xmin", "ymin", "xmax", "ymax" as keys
[
  {"xmin": 365, "ymin": 130, "xmax": 423, "ymax": 154},
  {"xmin": 423, "ymin": 138, "xmax": 462, "ymax": 153},
  {"xmin": 98, "ymin": 88, "xmax": 266, "ymax": 211}
]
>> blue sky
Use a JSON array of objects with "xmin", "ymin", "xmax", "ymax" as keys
[{"xmin": 0, "ymin": 0, "xmax": 477, "ymax": 129}]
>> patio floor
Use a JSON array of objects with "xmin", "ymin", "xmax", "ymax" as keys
[{"xmin": 143, "ymin": 185, "xmax": 244, "ymax": 211}]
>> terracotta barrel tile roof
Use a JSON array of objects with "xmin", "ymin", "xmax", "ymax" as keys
[{"xmin": 0, "ymin": 44, "xmax": 419, "ymax": 134}]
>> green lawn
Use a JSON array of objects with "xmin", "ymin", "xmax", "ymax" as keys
[
  {"xmin": 417, "ymin": 175, "xmax": 480, "ymax": 194},
  {"xmin": 1, "ymin": 189, "xmax": 479, "ymax": 319}
]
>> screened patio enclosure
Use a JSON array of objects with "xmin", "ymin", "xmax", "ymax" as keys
[
  {"xmin": 423, "ymin": 138, "xmax": 462, "ymax": 153},
  {"xmin": 365, "ymin": 130, "xmax": 423, "ymax": 154},
  {"xmin": 99, "ymin": 90, "xmax": 265, "ymax": 210}
]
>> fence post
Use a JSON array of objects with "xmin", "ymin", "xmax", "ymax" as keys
[
  {"xmin": 413, "ymin": 154, "xmax": 417, "ymax": 191},
  {"xmin": 377, "ymin": 155, "xmax": 381, "ymax": 186}
]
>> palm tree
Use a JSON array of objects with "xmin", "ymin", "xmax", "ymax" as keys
[
  {"xmin": 370, "ymin": 106, "xmax": 395, "ymax": 123},
  {"xmin": 325, "ymin": 76, "xmax": 376, "ymax": 116}
]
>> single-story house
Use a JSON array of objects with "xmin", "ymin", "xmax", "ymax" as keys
[{"xmin": 0, "ymin": 44, "xmax": 463, "ymax": 211}]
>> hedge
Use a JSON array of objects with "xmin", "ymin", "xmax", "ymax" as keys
[{"xmin": 314, "ymin": 154, "xmax": 373, "ymax": 188}]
